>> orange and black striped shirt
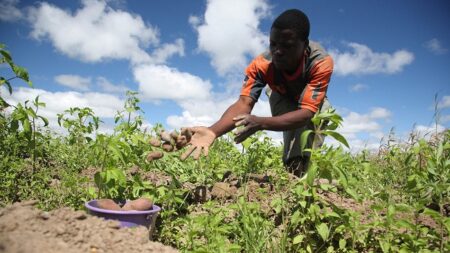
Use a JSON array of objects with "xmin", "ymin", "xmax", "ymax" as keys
[{"xmin": 241, "ymin": 41, "xmax": 333, "ymax": 113}]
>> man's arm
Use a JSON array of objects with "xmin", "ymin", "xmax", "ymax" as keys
[
  {"xmin": 233, "ymin": 108, "xmax": 314, "ymax": 143},
  {"xmin": 209, "ymin": 95, "xmax": 256, "ymax": 137},
  {"xmin": 180, "ymin": 95, "xmax": 255, "ymax": 160},
  {"xmin": 259, "ymin": 108, "xmax": 314, "ymax": 131}
]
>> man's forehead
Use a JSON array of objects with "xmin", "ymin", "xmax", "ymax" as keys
[{"xmin": 270, "ymin": 27, "xmax": 298, "ymax": 39}]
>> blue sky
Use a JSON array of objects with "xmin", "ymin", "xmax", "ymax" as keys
[{"xmin": 1, "ymin": 0, "xmax": 449, "ymax": 151}]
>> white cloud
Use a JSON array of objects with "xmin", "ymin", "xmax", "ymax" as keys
[
  {"xmin": 438, "ymin": 95, "xmax": 450, "ymax": 109},
  {"xmin": 369, "ymin": 107, "xmax": 392, "ymax": 119},
  {"xmin": 349, "ymin": 83, "xmax": 368, "ymax": 92},
  {"xmin": 191, "ymin": 0, "xmax": 270, "ymax": 76},
  {"xmin": 96, "ymin": 77, "xmax": 128, "ymax": 94},
  {"xmin": 425, "ymin": 38, "xmax": 448, "ymax": 55},
  {"xmin": 0, "ymin": 0, "xmax": 23, "ymax": 22},
  {"xmin": 413, "ymin": 124, "xmax": 446, "ymax": 139},
  {"xmin": 2, "ymin": 86, "xmax": 124, "ymax": 130},
  {"xmin": 441, "ymin": 115, "xmax": 450, "ymax": 123},
  {"xmin": 54, "ymin": 74, "xmax": 91, "ymax": 91},
  {"xmin": 330, "ymin": 42, "xmax": 414, "ymax": 75},
  {"xmin": 28, "ymin": 0, "xmax": 183, "ymax": 64},
  {"xmin": 330, "ymin": 107, "xmax": 393, "ymax": 151},
  {"xmin": 188, "ymin": 15, "xmax": 200, "ymax": 27},
  {"xmin": 151, "ymin": 38, "xmax": 185, "ymax": 64},
  {"xmin": 167, "ymin": 110, "xmax": 215, "ymax": 128},
  {"xmin": 134, "ymin": 64, "xmax": 212, "ymax": 101}
]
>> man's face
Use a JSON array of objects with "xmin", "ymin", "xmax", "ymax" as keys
[{"xmin": 269, "ymin": 28, "xmax": 306, "ymax": 72}]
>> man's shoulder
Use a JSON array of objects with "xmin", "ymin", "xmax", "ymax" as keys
[
  {"xmin": 307, "ymin": 41, "xmax": 330, "ymax": 62},
  {"xmin": 252, "ymin": 51, "xmax": 272, "ymax": 63},
  {"xmin": 247, "ymin": 52, "xmax": 272, "ymax": 70}
]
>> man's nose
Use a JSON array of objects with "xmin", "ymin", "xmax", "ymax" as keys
[{"xmin": 273, "ymin": 47, "xmax": 284, "ymax": 56}]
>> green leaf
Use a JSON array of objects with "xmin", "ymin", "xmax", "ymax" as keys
[
  {"xmin": 26, "ymin": 107, "xmax": 37, "ymax": 118},
  {"xmin": 22, "ymin": 118, "xmax": 31, "ymax": 134},
  {"xmin": 0, "ymin": 97, "xmax": 10, "ymax": 108},
  {"xmin": 0, "ymin": 48, "xmax": 12, "ymax": 61},
  {"xmin": 291, "ymin": 210, "xmax": 301, "ymax": 226},
  {"xmin": 299, "ymin": 200, "xmax": 307, "ymax": 208},
  {"xmin": 379, "ymin": 240, "xmax": 391, "ymax": 253},
  {"xmin": 306, "ymin": 163, "xmax": 317, "ymax": 186},
  {"xmin": 12, "ymin": 65, "xmax": 30, "ymax": 82},
  {"xmin": 443, "ymin": 217, "xmax": 450, "ymax": 233},
  {"xmin": 323, "ymin": 130, "xmax": 349, "ymax": 148},
  {"xmin": 39, "ymin": 116, "xmax": 49, "ymax": 127},
  {"xmin": 395, "ymin": 219, "xmax": 414, "ymax": 230},
  {"xmin": 339, "ymin": 239, "xmax": 346, "ymax": 249},
  {"xmin": 300, "ymin": 129, "xmax": 313, "ymax": 151},
  {"xmin": 293, "ymin": 234, "xmax": 304, "ymax": 245},
  {"xmin": 394, "ymin": 204, "xmax": 411, "ymax": 212},
  {"xmin": 0, "ymin": 78, "xmax": 13, "ymax": 94},
  {"xmin": 316, "ymin": 223, "xmax": 329, "ymax": 241},
  {"xmin": 324, "ymin": 211, "xmax": 340, "ymax": 218},
  {"xmin": 387, "ymin": 204, "xmax": 395, "ymax": 223},
  {"xmin": 94, "ymin": 172, "xmax": 103, "ymax": 189},
  {"xmin": 10, "ymin": 119, "xmax": 19, "ymax": 132},
  {"xmin": 423, "ymin": 207, "xmax": 441, "ymax": 219}
]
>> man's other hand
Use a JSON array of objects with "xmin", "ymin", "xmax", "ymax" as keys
[
  {"xmin": 233, "ymin": 114, "xmax": 262, "ymax": 144},
  {"xmin": 180, "ymin": 127, "xmax": 216, "ymax": 160}
]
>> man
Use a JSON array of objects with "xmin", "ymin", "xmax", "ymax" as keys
[{"xmin": 181, "ymin": 9, "xmax": 333, "ymax": 176}]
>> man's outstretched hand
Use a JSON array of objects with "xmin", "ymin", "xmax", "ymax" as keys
[
  {"xmin": 180, "ymin": 126, "xmax": 217, "ymax": 160},
  {"xmin": 233, "ymin": 114, "xmax": 262, "ymax": 144}
]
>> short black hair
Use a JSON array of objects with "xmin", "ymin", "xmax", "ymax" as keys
[{"xmin": 271, "ymin": 9, "xmax": 310, "ymax": 41}]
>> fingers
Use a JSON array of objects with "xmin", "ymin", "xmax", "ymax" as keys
[
  {"xmin": 192, "ymin": 146, "xmax": 203, "ymax": 160},
  {"xmin": 234, "ymin": 126, "xmax": 246, "ymax": 136},
  {"xmin": 232, "ymin": 114, "xmax": 247, "ymax": 121},
  {"xmin": 180, "ymin": 145, "xmax": 196, "ymax": 161},
  {"xmin": 180, "ymin": 145, "xmax": 209, "ymax": 160},
  {"xmin": 235, "ymin": 134, "xmax": 250, "ymax": 144},
  {"xmin": 234, "ymin": 118, "xmax": 246, "ymax": 127},
  {"xmin": 234, "ymin": 126, "xmax": 253, "ymax": 144},
  {"xmin": 233, "ymin": 115, "xmax": 247, "ymax": 127},
  {"xmin": 234, "ymin": 132, "xmax": 249, "ymax": 144}
]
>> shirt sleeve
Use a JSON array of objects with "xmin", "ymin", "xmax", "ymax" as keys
[
  {"xmin": 299, "ymin": 55, "xmax": 333, "ymax": 113},
  {"xmin": 240, "ymin": 55, "xmax": 270, "ymax": 102}
]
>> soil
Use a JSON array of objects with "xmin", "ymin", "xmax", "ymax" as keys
[
  {"xmin": 315, "ymin": 181, "xmax": 441, "ymax": 231},
  {"xmin": 130, "ymin": 167, "xmax": 173, "ymax": 187},
  {"xmin": 187, "ymin": 172, "xmax": 442, "ymax": 232},
  {"xmin": 80, "ymin": 166, "xmax": 100, "ymax": 179},
  {"xmin": 0, "ymin": 200, "xmax": 178, "ymax": 253}
]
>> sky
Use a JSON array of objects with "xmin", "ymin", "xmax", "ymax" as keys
[{"xmin": 1, "ymin": 0, "xmax": 449, "ymax": 152}]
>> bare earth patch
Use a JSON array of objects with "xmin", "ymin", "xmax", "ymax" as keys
[{"xmin": 0, "ymin": 201, "xmax": 178, "ymax": 253}]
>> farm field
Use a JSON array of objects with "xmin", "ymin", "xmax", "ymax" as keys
[{"xmin": 1, "ymin": 45, "xmax": 449, "ymax": 252}]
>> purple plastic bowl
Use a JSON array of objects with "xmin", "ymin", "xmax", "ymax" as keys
[{"xmin": 85, "ymin": 200, "xmax": 161, "ymax": 228}]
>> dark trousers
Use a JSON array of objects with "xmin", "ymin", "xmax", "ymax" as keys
[{"xmin": 266, "ymin": 87, "xmax": 330, "ymax": 175}]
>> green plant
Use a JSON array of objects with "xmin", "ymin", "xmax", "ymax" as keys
[
  {"xmin": 0, "ymin": 43, "xmax": 32, "ymax": 110},
  {"xmin": 231, "ymin": 197, "xmax": 274, "ymax": 253},
  {"xmin": 10, "ymin": 96, "xmax": 49, "ymax": 171}
]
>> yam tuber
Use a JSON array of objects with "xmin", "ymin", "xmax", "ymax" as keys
[
  {"xmin": 159, "ymin": 131, "xmax": 173, "ymax": 143},
  {"xmin": 162, "ymin": 142, "xmax": 174, "ymax": 152},
  {"xmin": 149, "ymin": 137, "xmax": 161, "ymax": 147},
  {"xmin": 97, "ymin": 199, "xmax": 122, "ymax": 211},
  {"xmin": 170, "ymin": 131, "xmax": 179, "ymax": 140},
  {"xmin": 123, "ymin": 197, "xmax": 153, "ymax": 211},
  {"xmin": 146, "ymin": 151, "xmax": 164, "ymax": 161},
  {"xmin": 176, "ymin": 135, "xmax": 188, "ymax": 149},
  {"xmin": 180, "ymin": 127, "xmax": 192, "ymax": 142}
]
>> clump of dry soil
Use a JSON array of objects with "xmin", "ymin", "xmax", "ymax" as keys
[{"xmin": 0, "ymin": 201, "xmax": 178, "ymax": 253}]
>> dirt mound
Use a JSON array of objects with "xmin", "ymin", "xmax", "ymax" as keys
[{"xmin": 0, "ymin": 201, "xmax": 178, "ymax": 253}]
